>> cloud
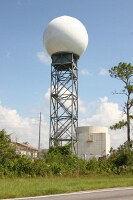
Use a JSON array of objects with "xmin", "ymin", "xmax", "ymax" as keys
[
  {"xmin": 37, "ymin": 51, "xmax": 51, "ymax": 65},
  {"xmin": 0, "ymin": 105, "xmax": 49, "ymax": 148},
  {"xmin": 44, "ymin": 87, "xmax": 87, "ymax": 115},
  {"xmin": 44, "ymin": 87, "xmax": 50, "ymax": 102},
  {"xmin": 1, "ymin": 95, "xmax": 129, "ymax": 150},
  {"xmin": 99, "ymin": 68, "xmax": 109, "ymax": 76},
  {"xmin": 79, "ymin": 98, "xmax": 87, "ymax": 114},
  {"xmin": 79, "ymin": 96, "xmax": 122, "ymax": 126},
  {"xmin": 79, "ymin": 96, "xmax": 128, "ymax": 148},
  {"xmin": 80, "ymin": 69, "xmax": 92, "ymax": 76}
]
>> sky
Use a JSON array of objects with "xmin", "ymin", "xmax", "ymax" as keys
[{"xmin": 0, "ymin": 0, "xmax": 133, "ymax": 149}]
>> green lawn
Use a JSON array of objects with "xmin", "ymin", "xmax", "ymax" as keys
[{"xmin": 0, "ymin": 175, "xmax": 133, "ymax": 199}]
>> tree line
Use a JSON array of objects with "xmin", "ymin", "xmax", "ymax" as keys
[{"xmin": 0, "ymin": 129, "xmax": 133, "ymax": 177}]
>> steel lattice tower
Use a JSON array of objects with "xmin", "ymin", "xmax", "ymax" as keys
[
  {"xmin": 43, "ymin": 16, "xmax": 88, "ymax": 154},
  {"xmin": 50, "ymin": 52, "xmax": 79, "ymax": 153}
]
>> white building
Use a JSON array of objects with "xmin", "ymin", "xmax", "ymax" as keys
[
  {"xmin": 12, "ymin": 142, "xmax": 38, "ymax": 158},
  {"xmin": 77, "ymin": 126, "xmax": 110, "ymax": 160}
]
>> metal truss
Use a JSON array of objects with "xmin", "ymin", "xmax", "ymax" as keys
[{"xmin": 49, "ymin": 52, "xmax": 79, "ymax": 154}]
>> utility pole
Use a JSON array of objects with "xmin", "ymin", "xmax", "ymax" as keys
[{"xmin": 38, "ymin": 112, "xmax": 41, "ymax": 157}]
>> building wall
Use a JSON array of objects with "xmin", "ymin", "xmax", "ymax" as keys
[
  {"xmin": 77, "ymin": 126, "xmax": 110, "ymax": 160},
  {"xmin": 14, "ymin": 143, "xmax": 38, "ymax": 158}
]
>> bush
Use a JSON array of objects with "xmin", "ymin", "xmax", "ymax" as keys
[
  {"xmin": 1, "ymin": 129, "xmax": 133, "ymax": 177},
  {"xmin": 109, "ymin": 141, "xmax": 133, "ymax": 167},
  {"xmin": 0, "ymin": 130, "xmax": 17, "ymax": 165},
  {"xmin": 44, "ymin": 145, "xmax": 88, "ymax": 176}
]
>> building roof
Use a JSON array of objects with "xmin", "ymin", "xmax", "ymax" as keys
[{"xmin": 12, "ymin": 142, "xmax": 38, "ymax": 151}]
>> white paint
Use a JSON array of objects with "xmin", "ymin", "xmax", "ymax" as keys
[
  {"xmin": 77, "ymin": 126, "xmax": 110, "ymax": 159},
  {"xmin": 43, "ymin": 16, "xmax": 88, "ymax": 57}
]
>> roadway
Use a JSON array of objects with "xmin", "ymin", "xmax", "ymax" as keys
[{"xmin": 5, "ymin": 187, "xmax": 133, "ymax": 200}]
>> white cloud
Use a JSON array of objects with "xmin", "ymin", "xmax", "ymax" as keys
[
  {"xmin": 44, "ymin": 87, "xmax": 87, "ymax": 115},
  {"xmin": 99, "ymin": 68, "xmax": 109, "ymax": 76},
  {"xmin": 79, "ymin": 96, "xmax": 122, "ymax": 126},
  {"xmin": 79, "ymin": 96, "xmax": 128, "ymax": 148},
  {"xmin": 44, "ymin": 87, "xmax": 50, "ymax": 102},
  {"xmin": 80, "ymin": 69, "xmax": 92, "ymax": 76},
  {"xmin": 37, "ymin": 51, "xmax": 51, "ymax": 65},
  {"xmin": 79, "ymin": 98, "xmax": 87, "ymax": 114},
  {"xmin": 1, "ymin": 94, "xmax": 128, "ymax": 150},
  {"xmin": 0, "ymin": 105, "xmax": 49, "ymax": 148}
]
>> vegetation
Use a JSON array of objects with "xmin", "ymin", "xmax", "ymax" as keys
[
  {"xmin": 109, "ymin": 62, "xmax": 133, "ymax": 142},
  {"xmin": 1, "ymin": 129, "xmax": 133, "ymax": 178},
  {"xmin": 1, "ymin": 176, "xmax": 133, "ymax": 199}
]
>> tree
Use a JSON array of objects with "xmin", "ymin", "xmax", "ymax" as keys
[
  {"xmin": 109, "ymin": 62, "xmax": 133, "ymax": 142},
  {"xmin": 0, "ymin": 129, "xmax": 16, "ymax": 164}
]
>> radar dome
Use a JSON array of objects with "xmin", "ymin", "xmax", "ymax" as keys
[{"xmin": 43, "ymin": 16, "xmax": 88, "ymax": 57}]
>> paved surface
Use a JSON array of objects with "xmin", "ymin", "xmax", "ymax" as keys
[{"xmin": 5, "ymin": 187, "xmax": 133, "ymax": 200}]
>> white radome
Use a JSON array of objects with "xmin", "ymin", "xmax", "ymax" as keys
[{"xmin": 43, "ymin": 16, "xmax": 88, "ymax": 57}]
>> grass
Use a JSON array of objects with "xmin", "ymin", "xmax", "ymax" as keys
[{"xmin": 0, "ymin": 175, "xmax": 133, "ymax": 199}]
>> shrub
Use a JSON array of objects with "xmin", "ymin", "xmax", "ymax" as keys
[{"xmin": 44, "ymin": 145, "xmax": 88, "ymax": 176}]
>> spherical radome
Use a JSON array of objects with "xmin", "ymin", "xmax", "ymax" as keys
[{"xmin": 43, "ymin": 16, "xmax": 88, "ymax": 57}]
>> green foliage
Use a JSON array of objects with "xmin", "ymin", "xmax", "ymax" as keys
[
  {"xmin": 1, "ymin": 129, "xmax": 133, "ymax": 177},
  {"xmin": 32, "ymin": 159, "xmax": 51, "ymax": 176},
  {"xmin": 0, "ymin": 130, "xmax": 16, "ymax": 157},
  {"xmin": 110, "ymin": 120, "xmax": 127, "ymax": 130},
  {"xmin": 45, "ymin": 145, "xmax": 88, "ymax": 176},
  {"xmin": 86, "ymin": 157, "xmax": 114, "ymax": 175},
  {"xmin": 0, "ymin": 129, "xmax": 17, "ymax": 165},
  {"xmin": 48, "ymin": 144, "xmax": 72, "ymax": 156},
  {"xmin": 109, "ymin": 62, "xmax": 133, "ymax": 81},
  {"xmin": 109, "ymin": 62, "xmax": 133, "ymax": 142},
  {"xmin": 0, "ymin": 130, "xmax": 51, "ymax": 177},
  {"xmin": 109, "ymin": 141, "xmax": 133, "ymax": 167}
]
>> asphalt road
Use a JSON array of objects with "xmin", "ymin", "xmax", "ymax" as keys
[{"xmin": 5, "ymin": 187, "xmax": 133, "ymax": 200}]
